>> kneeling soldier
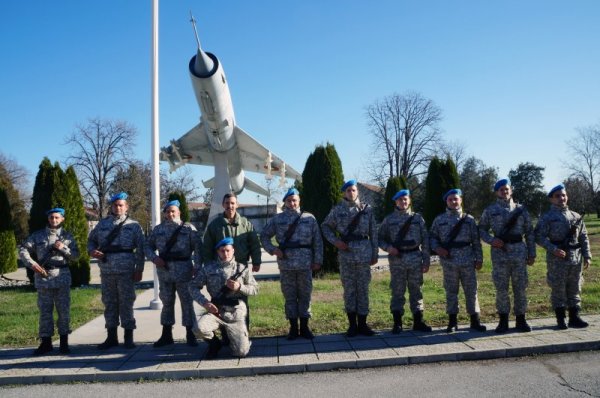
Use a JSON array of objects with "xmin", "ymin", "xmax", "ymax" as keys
[
  {"xmin": 20, "ymin": 207, "xmax": 80, "ymax": 355},
  {"xmin": 378, "ymin": 189, "xmax": 432, "ymax": 333},
  {"xmin": 189, "ymin": 237, "xmax": 258, "ymax": 359}
]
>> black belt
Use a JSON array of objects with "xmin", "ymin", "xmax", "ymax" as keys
[
  {"xmin": 393, "ymin": 246, "xmax": 420, "ymax": 253},
  {"xmin": 103, "ymin": 248, "xmax": 135, "ymax": 254},
  {"xmin": 212, "ymin": 297, "xmax": 240, "ymax": 307},
  {"xmin": 160, "ymin": 255, "xmax": 191, "ymax": 262},
  {"xmin": 281, "ymin": 243, "xmax": 312, "ymax": 250},
  {"xmin": 551, "ymin": 241, "xmax": 581, "ymax": 250},
  {"xmin": 43, "ymin": 260, "xmax": 69, "ymax": 270},
  {"xmin": 343, "ymin": 234, "xmax": 369, "ymax": 242},
  {"xmin": 500, "ymin": 235, "xmax": 523, "ymax": 244},
  {"xmin": 446, "ymin": 241, "xmax": 471, "ymax": 249}
]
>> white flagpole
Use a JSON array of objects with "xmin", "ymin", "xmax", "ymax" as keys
[{"xmin": 149, "ymin": 0, "xmax": 162, "ymax": 310}]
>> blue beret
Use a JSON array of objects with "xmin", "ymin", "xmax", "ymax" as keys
[
  {"xmin": 163, "ymin": 199, "xmax": 180, "ymax": 211},
  {"xmin": 548, "ymin": 184, "xmax": 565, "ymax": 197},
  {"xmin": 283, "ymin": 188, "xmax": 300, "ymax": 201},
  {"xmin": 215, "ymin": 237, "xmax": 234, "ymax": 249},
  {"xmin": 110, "ymin": 192, "xmax": 128, "ymax": 203},
  {"xmin": 46, "ymin": 207, "xmax": 65, "ymax": 216},
  {"xmin": 494, "ymin": 178, "xmax": 511, "ymax": 191},
  {"xmin": 443, "ymin": 188, "xmax": 462, "ymax": 201},
  {"xmin": 392, "ymin": 189, "xmax": 410, "ymax": 201},
  {"xmin": 341, "ymin": 179, "xmax": 357, "ymax": 192}
]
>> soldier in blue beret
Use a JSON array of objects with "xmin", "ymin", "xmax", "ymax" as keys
[
  {"xmin": 535, "ymin": 184, "xmax": 592, "ymax": 329},
  {"xmin": 20, "ymin": 207, "xmax": 80, "ymax": 355}
]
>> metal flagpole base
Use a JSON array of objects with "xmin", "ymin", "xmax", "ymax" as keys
[{"xmin": 149, "ymin": 263, "xmax": 163, "ymax": 309}]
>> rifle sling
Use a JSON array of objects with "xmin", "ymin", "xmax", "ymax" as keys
[{"xmin": 279, "ymin": 212, "xmax": 304, "ymax": 249}]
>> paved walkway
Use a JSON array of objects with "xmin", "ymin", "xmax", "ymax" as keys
[{"xmin": 1, "ymin": 252, "xmax": 599, "ymax": 385}]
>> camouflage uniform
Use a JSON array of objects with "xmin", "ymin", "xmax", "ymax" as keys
[
  {"xmin": 189, "ymin": 258, "xmax": 258, "ymax": 357},
  {"xmin": 322, "ymin": 199, "xmax": 378, "ymax": 316},
  {"xmin": 378, "ymin": 209, "xmax": 430, "ymax": 315},
  {"xmin": 430, "ymin": 209, "xmax": 483, "ymax": 316},
  {"xmin": 535, "ymin": 205, "xmax": 591, "ymax": 310},
  {"xmin": 479, "ymin": 199, "xmax": 535, "ymax": 316},
  {"xmin": 20, "ymin": 227, "xmax": 79, "ymax": 337},
  {"xmin": 87, "ymin": 214, "xmax": 145, "ymax": 330},
  {"xmin": 145, "ymin": 220, "xmax": 201, "ymax": 328},
  {"xmin": 261, "ymin": 208, "xmax": 323, "ymax": 319}
]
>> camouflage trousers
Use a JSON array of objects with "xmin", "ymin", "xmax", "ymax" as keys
[
  {"xmin": 441, "ymin": 260, "xmax": 480, "ymax": 315},
  {"xmin": 100, "ymin": 273, "xmax": 137, "ymax": 329},
  {"xmin": 340, "ymin": 262, "xmax": 371, "ymax": 315},
  {"xmin": 389, "ymin": 261, "xmax": 424, "ymax": 315},
  {"xmin": 37, "ymin": 285, "xmax": 71, "ymax": 337},
  {"xmin": 547, "ymin": 258, "xmax": 584, "ymax": 309},
  {"xmin": 195, "ymin": 301, "xmax": 250, "ymax": 357},
  {"xmin": 158, "ymin": 275, "xmax": 195, "ymax": 327},
  {"xmin": 280, "ymin": 269, "xmax": 313, "ymax": 319},
  {"xmin": 492, "ymin": 258, "xmax": 528, "ymax": 315}
]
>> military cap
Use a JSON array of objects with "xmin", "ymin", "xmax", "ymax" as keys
[
  {"xmin": 283, "ymin": 188, "xmax": 300, "ymax": 201},
  {"xmin": 46, "ymin": 207, "xmax": 65, "ymax": 216},
  {"xmin": 548, "ymin": 184, "xmax": 565, "ymax": 197},
  {"xmin": 494, "ymin": 178, "xmax": 511, "ymax": 191},
  {"xmin": 392, "ymin": 189, "xmax": 410, "ymax": 201},
  {"xmin": 443, "ymin": 188, "xmax": 462, "ymax": 201},
  {"xmin": 110, "ymin": 192, "xmax": 128, "ymax": 203},
  {"xmin": 163, "ymin": 199, "xmax": 180, "ymax": 212},
  {"xmin": 341, "ymin": 179, "xmax": 357, "ymax": 192},
  {"xmin": 215, "ymin": 237, "xmax": 234, "ymax": 249}
]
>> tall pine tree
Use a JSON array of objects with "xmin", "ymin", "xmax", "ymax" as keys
[
  {"xmin": 0, "ymin": 187, "xmax": 17, "ymax": 275},
  {"xmin": 168, "ymin": 191, "xmax": 190, "ymax": 222},
  {"xmin": 63, "ymin": 167, "xmax": 90, "ymax": 286},
  {"xmin": 382, "ymin": 176, "xmax": 408, "ymax": 218},
  {"xmin": 300, "ymin": 143, "xmax": 344, "ymax": 274}
]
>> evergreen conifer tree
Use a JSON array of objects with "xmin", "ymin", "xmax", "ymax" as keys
[
  {"xmin": 0, "ymin": 187, "xmax": 17, "ymax": 275},
  {"xmin": 382, "ymin": 176, "xmax": 408, "ymax": 217},
  {"xmin": 63, "ymin": 167, "xmax": 90, "ymax": 286},
  {"xmin": 423, "ymin": 157, "xmax": 462, "ymax": 228},
  {"xmin": 168, "ymin": 191, "xmax": 190, "ymax": 222}
]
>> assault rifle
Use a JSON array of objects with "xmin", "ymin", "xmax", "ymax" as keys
[
  {"xmin": 278, "ymin": 212, "xmax": 304, "ymax": 258},
  {"xmin": 556, "ymin": 214, "xmax": 585, "ymax": 252},
  {"xmin": 211, "ymin": 263, "xmax": 249, "ymax": 307},
  {"xmin": 440, "ymin": 213, "xmax": 470, "ymax": 259},
  {"xmin": 157, "ymin": 222, "xmax": 186, "ymax": 270},
  {"xmin": 391, "ymin": 215, "xmax": 415, "ymax": 258},
  {"xmin": 97, "ymin": 216, "xmax": 129, "ymax": 263},
  {"xmin": 496, "ymin": 207, "xmax": 524, "ymax": 251},
  {"xmin": 341, "ymin": 205, "xmax": 369, "ymax": 243}
]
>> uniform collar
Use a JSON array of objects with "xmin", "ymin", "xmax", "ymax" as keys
[
  {"xmin": 446, "ymin": 208, "xmax": 463, "ymax": 217},
  {"xmin": 395, "ymin": 207, "xmax": 412, "ymax": 216},
  {"xmin": 496, "ymin": 198, "xmax": 514, "ymax": 209}
]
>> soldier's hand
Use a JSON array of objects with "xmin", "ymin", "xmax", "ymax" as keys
[
  {"xmin": 387, "ymin": 247, "xmax": 400, "ymax": 256},
  {"xmin": 435, "ymin": 247, "xmax": 449, "ymax": 258},
  {"xmin": 370, "ymin": 258, "xmax": 378, "ymax": 265},
  {"xmin": 527, "ymin": 257, "xmax": 536, "ymax": 266},
  {"xmin": 89, "ymin": 249, "xmax": 105, "ymax": 260},
  {"xmin": 334, "ymin": 240, "xmax": 349, "ymax": 251},
  {"xmin": 584, "ymin": 259, "xmax": 591, "ymax": 270},
  {"xmin": 204, "ymin": 302, "xmax": 219, "ymax": 315},
  {"xmin": 226, "ymin": 279, "xmax": 240, "ymax": 291},
  {"xmin": 474, "ymin": 261, "xmax": 483, "ymax": 271},
  {"xmin": 32, "ymin": 263, "xmax": 48, "ymax": 277},
  {"xmin": 553, "ymin": 248, "xmax": 567, "ymax": 259},
  {"xmin": 132, "ymin": 270, "xmax": 143, "ymax": 282},
  {"xmin": 311, "ymin": 263, "xmax": 321, "ymax": 271},
  {"xmin": 422, "ymin": 264, "xmax": 430, "ymax": 273},
  {"xmin": 153, "ymin": 257, "xmax": 166, "ymax": 268},
  {"xmin": 252, "ymin": 264, "xmax": 261, "ymax": 273},
  {"xmin": 491, "ymin": 238, "xmax": 504, "ymax": 249},
  {"xmin": 53, "ymin": 241, "xmax": 65, "ymax": 250},
  {"xmin": 273, "ymin": 248, "xmax": 285, "ymax": 259}
]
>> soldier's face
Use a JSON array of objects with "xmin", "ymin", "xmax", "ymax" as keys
[
  {"xmin": 496, "ymin": 185, "xmax": 512, "ymax": 200},
  {"xmin": 47, "ymin": 213, "xmax": 64, "ymax": 228},
  {"xmin": 395, "ymin": 196, "xmax": 411, "ymax": 210},
  {"xmin": 217, "ymin": 244, "xmax": 235, "ymax": 262},
  {"xmin": 164, "ymin": 206, "xmax": 180, "ymax": 221},
  {"xmin": 551, "ymin": 190, "xmax": 568, "ymax": 207},
  {"xmin": 285, "ymin": 195, "xmax": 300, "ymax": 210},
  {"xmin": 344, "ymin": 185, "xmax": 358, "ymax": 201},
  {"xmin": 446, "ymin": 194, "xmax": 462, "ymax": 210},
  {"xmin": 222, "ymin": 197, "xmax": 238, "ymax": 219},
  {"xmin": 112, "ymin": 200, "xmax": 128, "ymax": 216}
]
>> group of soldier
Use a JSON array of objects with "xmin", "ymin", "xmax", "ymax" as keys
[{"xmin": 19, "ymin": 178, "xmax": 592, "ymax": 359}]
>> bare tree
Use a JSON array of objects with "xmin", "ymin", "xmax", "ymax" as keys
[
  {"xmin": 64, "ymin": 118, "xmax": 137, "ymax": 218},
  {"xmin": 438, "ymin": 139, "xmax": 469, "ymax": 171},
  {"xmin": 365, "ymin": 91, "xmax": 443, "ymax": 184},
  {"xmin": 0, "ymin": 152, "xmax": 30, "ymax": 241},
  {"xmin": 566, "ymin": 123, "xmax": 600, "ymax": 205},
  {"xmin": 160, "ymin": 166, "xmax": 202, "ymax": 203}
]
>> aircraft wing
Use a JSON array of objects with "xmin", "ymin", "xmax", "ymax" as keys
[
  {"xmin": 160, "ymin": 123, "xmax": 214, "ymax": 171},
  {"xmin": 234, "ymin": 126, "xmax": 302, "ymax": 181}
]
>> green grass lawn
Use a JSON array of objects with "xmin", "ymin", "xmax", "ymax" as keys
[{"xmin": 2, "ymin": 215, "xmax": 599, "ymax": 347}]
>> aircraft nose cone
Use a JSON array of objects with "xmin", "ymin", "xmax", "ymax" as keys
[{"xmin": 192, "ymin": 49, "xmax": 214, "ymax": 76}]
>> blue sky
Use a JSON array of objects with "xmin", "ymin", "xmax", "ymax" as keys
[{"xmin": 1, "ymin": 1, "xmax": 599, "ymax": 203}]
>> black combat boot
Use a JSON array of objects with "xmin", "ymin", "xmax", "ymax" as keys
[
  {"xmin": 59, "ymin": 334, "xmax": 70, "ymax": 354},
  {"xmin": 470, "ymin": 313, "xmax": 487, "ymax": 332},
  {"xmin": 153, "ymin": 325, "xmax": 174, "ymax": 348},
  {"xmin": 555, "ymin": 307, "xmax": 568, "ymax": 330},
  {"xmin": 186, "ymin": 326, "xmax": 198, "ymax": 347},
  {"xmin": 412, "ymin": 311, "xmax": 432, "ymax": 332},
  {"xmin": 568, "ymin": 307, "xmax": 589, "ymax": 328},
  {"xmin": 357, "ymin": 315, "xmax": 375, "ymax": 336},
  {"xmin": 97, "ymin": 327, "xmax": 119, "ymax": 350},
  {"xmin": 495, "ymin": 313, "xmax": 509, "ymax": 334},
  {"xmin": 300, "ymin": 318, "xmax": 314, "ymax": 339},
  {"xmin": 346, "ymin": 312, "xmax": 358, "ymax": 337},
  {"xmin": 515, "ymin": 314, "xmax": 532, "ymax": 332},
  {"xmin": 446, "ymin": 314, "xmax": 458, "ymax": 333},
  {"xmin": 391, "ymin": 311, "xmax": 403, "ymax": 334},
  {"xmin": 33, "ymin": 337, "xmax": 53, "ymax": 356},
  {"xmin": 124, "ymin": 329, "xmax": 136, "ymax": 349},
  {"xmin": 205, "ymin": 336, "xmax": 222, "ymax": 359},
  {"xmin": 287, "ymin": 318, "xmax": 299, "ymax": 340}
]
